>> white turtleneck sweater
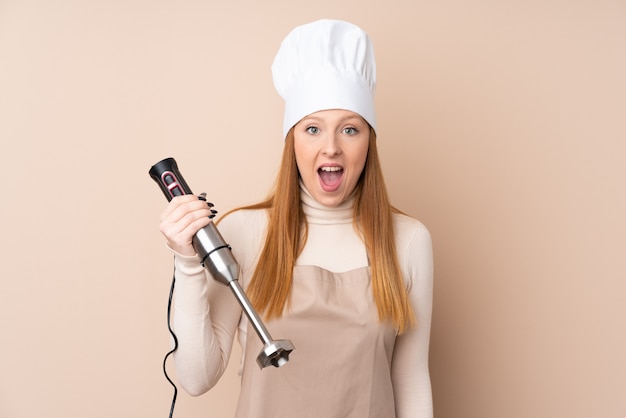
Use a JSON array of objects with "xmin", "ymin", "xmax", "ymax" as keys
[{"xmin": 171, "ymin": 189, "xmax": 434, "ymax": 417}]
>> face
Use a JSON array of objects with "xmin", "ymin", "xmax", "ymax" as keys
[{"xmin": 293, "ymin": 109, "xmax": 370, "ymax": 207}]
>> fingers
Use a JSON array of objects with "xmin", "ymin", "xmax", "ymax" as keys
[
  {"xmin": 197, "ymin": 192, "xmax": 218, "ymax": 218},
  {"xmin": 159, "ymin": 194, "xmax": 217, "ymax": 256},
  {"xmin": 160, "ymin": 195, "xmax": 200, "ymax": 221}
]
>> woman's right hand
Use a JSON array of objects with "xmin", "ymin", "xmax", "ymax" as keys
[{"xmin": 159, "ymin": 195, "xmax": 214, "ymax": 256}]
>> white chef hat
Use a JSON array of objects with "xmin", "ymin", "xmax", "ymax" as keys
[{"xmin": 272, "ymin": 19, "xmax": 377, "ymax": 138}]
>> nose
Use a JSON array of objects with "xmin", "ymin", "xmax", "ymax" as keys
[{"xmin": 321, "ymin": 132, "xmax": 341, "ymax": 157}]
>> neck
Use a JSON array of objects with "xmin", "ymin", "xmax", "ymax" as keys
[{"xmin": 300, "ymin": 182, "xmax": 355, "ymax": 225}]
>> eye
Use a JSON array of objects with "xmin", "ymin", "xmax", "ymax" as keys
[
  {"xmin": 343, "ymin": 127, "xmax": 358, "ymax": 135},
  {"xmin": 306, "ymin": 126, "xmax": 320, "ymax": 135}
]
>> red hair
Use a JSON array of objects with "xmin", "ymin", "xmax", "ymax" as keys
[{"xmin": 222, "ymin": 128, "xmax": 415, "ymax": 333}]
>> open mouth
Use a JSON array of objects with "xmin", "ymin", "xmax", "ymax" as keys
[{"xmin": 318, "ymin": 166, "xmax": 343, "ymax": 191}]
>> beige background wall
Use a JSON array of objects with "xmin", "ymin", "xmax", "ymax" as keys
[{"xmin": 1, "ymin": 1, "xmax": 624, "ymax": 417}]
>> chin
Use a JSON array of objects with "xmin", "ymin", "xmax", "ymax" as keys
[{"xmin": 314, "ymin": 193, "xmax": 345, "ymax": 207}]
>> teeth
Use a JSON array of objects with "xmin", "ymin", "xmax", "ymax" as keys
[{"xmin": 320, "ymin": 166, "xmax": 342, "ymax": 172}]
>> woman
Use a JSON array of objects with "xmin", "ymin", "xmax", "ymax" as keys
[{"xmin": 159, "ymin": 19, "xmax": 434, "ymax": 417}]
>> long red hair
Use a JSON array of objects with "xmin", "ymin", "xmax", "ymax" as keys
[{"xmin": 222, "ymin": 128, "xmax": 415, "ymax": 333}]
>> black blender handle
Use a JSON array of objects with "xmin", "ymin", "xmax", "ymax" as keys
[{"xmin": 149, "ymin": 157, "xmax": 194, "ymax": 201}]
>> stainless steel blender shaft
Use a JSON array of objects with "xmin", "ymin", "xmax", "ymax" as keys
[
  {"xmin": 228, "ymin": 279, "xmax": 295, "ymax": 368},
  {"xmin": 194, "ymin": 224, "xmax": 295, "ymax": 369}
]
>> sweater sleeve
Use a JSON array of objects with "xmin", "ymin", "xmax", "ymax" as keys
[
  {"xmin": 171, "ymin": 253, "xmax": 242, "ymax": 396},
  {"xmin": 391, "ymin": 219, "xmax": 434, "ymax": 418}
]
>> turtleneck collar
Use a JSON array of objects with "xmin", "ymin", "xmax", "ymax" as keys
[{"xmin": 300, "ymin": 181, "xmax": 355, "ymax": 225}]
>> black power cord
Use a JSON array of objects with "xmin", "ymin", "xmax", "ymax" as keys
[{"xmin": 163, "ymin": 268, "xmax": 178, "ymax": 418}]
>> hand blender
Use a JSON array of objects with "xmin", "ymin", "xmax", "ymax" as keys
[{"xmin": 149, "ymin": 157, "xmax": 294, "ymax": 368}]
